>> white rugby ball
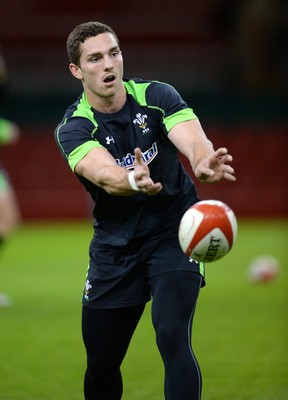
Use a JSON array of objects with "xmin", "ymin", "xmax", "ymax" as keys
[
  {"xmin": 178, "ymin": 200, "xmax": 238, "ymax": 263},
  {"xmin": 247, "ymin": 255, "xmax": 279, "ymax": 283}
]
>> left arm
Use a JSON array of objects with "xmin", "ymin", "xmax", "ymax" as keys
[{"xmin": 168, "ymin": 119, "xmax": 236, "ymax": 183}]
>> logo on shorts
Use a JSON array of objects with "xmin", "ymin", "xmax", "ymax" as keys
[{"xmin": 83, "ymin": 279, "xmax": 92, "ymax": 301}]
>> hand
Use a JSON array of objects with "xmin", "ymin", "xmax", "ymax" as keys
[
  {"xmin": 133, "ymin": 148, "xmax": 163, "ymax": 195},
  {"xmin": 194, "ymin": 147, "xmax": 236, "ymax": 183}
]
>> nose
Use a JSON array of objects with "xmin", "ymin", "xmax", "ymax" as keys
[{"xmin": 103, "ymin": 55, "xmax": 113, "ymax": 69}]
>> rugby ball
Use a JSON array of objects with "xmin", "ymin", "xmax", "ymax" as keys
[
  {"xmin": 178, "ymin": 200, "xmax": 237, "ymax": 263},
  {"xmin": 247, "ymin": 255, "xmax": 279, "ymax": 283}
]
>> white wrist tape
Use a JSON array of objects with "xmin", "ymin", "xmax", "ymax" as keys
[{"xmin": 128, "ymin": 171, "xmax": 140, "ymax": 191}]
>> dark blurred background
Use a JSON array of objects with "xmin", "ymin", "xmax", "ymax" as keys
[{"xmin": 0, "ymin": 0, "xmax": 287, "ymax": 219}]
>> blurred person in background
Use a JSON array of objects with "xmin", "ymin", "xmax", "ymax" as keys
[{"xmin": 0, "ymin": 49, "xmax": 21, "ymax": 308}]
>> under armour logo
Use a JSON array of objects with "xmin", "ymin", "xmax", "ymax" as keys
[{"xmin": 106, "ymin": 136, "xmax": 115, "ymax": 145}]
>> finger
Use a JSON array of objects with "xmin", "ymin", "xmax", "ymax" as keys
[
  {"xmin": 222, "ymin": 164, "xmax": 236, "ymax": 181},
  {"xmin": 223, "ymin": 172, "xmax": 236, "ymax": 181},
  {"xmin": 201, "ymin": 168, "xmax": 215, "ymax": 177},
  {"xmin": 220, "ymin": 154, "xmax": 233, "ymax": 163},
  {"xmin": 196, "ymin": 169, "xmax": 215, "ymax": 182},
  {"xmin": 214, "ymin": 147, "xmax": 228, "ymax": 158},
  {"xmin": 135, "ymin": 170, "xmax": 147, "ymax": 180},
  {"xmin": 144, "ymin": 182, "xmax": 163, "ymax": 195},
  {"xmin": 134, "ymin": 148, "xmax": 143, "ymax": 164},
  {"xmin": 224, "ymin": 165, "xmax": 235, "ymax": 175}
]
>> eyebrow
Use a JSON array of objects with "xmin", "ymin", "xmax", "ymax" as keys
[{"xmin": 86, "ymin": 46, "xmax": 120, "ymax": 59}]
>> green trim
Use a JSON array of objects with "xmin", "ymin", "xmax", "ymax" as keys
[
  {"xmin": 164, "ymin": 108, "xmax": 197, "ymax": 132},
  {"xmin": 55, "ymin": 118, "xmax": 68, "ymax": 155},
  {"xmin": 124, "ymin": 80, "xmax": 150, "ymax": 106},
  {"xmin": 124, "ymin": 80, "xmax": 197, "ymax": 133},
  {"xmin": 147, "ymin": 105, "xmax": 165, "ymax": 115},
  {"xmin": 199, "ymin": 261, "xmax": 205, "ymax": 278},
  {"xmin": 68, "ymin": 141, "xmax": 103, "ymax": 172},
  {"xmin": 72, "ymin": 93, "xmax": 97, "ymax": 124}
]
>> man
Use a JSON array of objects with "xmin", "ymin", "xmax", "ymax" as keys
[{"xmin": 55, "ymin": 21, "xmax": 236, "ymax": 400}]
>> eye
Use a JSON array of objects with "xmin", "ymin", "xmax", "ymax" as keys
[
  {"xmin": 111, "ymin": 51, "xmax": 119, "ymax": 57},
  {"xmin": 89, "ymin": 54, "xmax": 102, "ymax": 63}
]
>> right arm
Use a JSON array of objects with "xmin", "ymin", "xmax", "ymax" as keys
[{"xmin": 75, "ymin": 146, "xmax": 162, "ymax": 196}]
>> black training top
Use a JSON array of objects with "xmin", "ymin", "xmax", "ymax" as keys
[{"xmin": 55, "ymin": 78, "xmax": 200, "ymax": 244}]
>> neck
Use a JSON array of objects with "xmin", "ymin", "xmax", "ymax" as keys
[{"xmin": 86, "ymin": 85, "xmax": 126, "ymax": 113}]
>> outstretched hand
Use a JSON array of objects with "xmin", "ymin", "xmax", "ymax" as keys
[
  {"xmin": 133, "ymin": 148, "xmax": 163, "ymax": 195},
  {"xmin": 194, "ymin": 147, "xmax": 236, "ymax": 183}
]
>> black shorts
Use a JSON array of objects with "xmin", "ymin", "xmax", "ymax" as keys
[{"xmin": 82, "ymin": 224, "xmax": 205, "ymax": 309}]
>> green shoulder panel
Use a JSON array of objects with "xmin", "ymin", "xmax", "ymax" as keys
[
  {"xmin": 164, "ymin": 108, "xmax": 197, "ymax": 132},
  {"xmin": 72, "ymin": 92, "xmax": 98, "ymax": 127},
  {"xmin": 56, "ymin": 93, "xmax": 103, "ymax": 172},
  {"xmin": 68, "ymin": 92, "xmax": 102, "ymax": 171},
  {"xmin": 124, "ymin": 80, "xmax": 150, "ymax": 106},
  {"xmin": 124, "ymin": 80, "xmax": 197, "ymax": 133},
  {"xmin": 69, "ymin": 141, "xmax": 102, "ymax": 172}
]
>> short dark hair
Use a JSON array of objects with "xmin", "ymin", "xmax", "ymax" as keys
[{"xmin": 66, "ymin": 21, "xmax": 119, "ymax": 66}]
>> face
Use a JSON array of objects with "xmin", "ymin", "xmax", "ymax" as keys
[{"xmin": 69, "ymin": 33, "xmax": 124, "ymax": 103}]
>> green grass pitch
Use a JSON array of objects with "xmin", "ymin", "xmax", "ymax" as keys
[{"xmin": 0, "ymin": 219, "xmax": 287, "ymax": 400}]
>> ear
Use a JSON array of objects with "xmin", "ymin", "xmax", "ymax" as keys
[{"xmin": 69, "ymin": 63, "xmax": 83, "ymax": 80}]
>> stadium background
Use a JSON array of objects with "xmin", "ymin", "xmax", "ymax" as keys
[
  {"xmin": 1, "ymin": 2, "xmax": 287, "ymax": 400},
  {"xmin": 0, "ymin": 0, "xmax": 287, "ymax": 219}
]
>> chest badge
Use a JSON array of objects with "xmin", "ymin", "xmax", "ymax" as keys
[{"xmin": 133, "ymin": 113, "xmax": 150, "ymax": 135}]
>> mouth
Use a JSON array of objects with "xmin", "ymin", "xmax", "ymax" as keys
[{"xmin": 104, "ymin": 74, "xmax": 116, "ymax": 84}]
